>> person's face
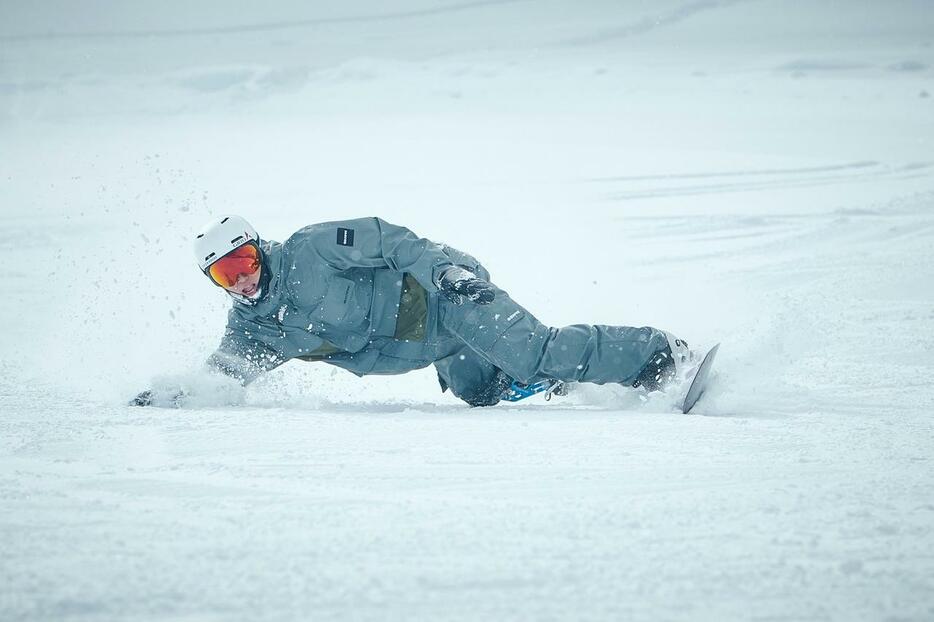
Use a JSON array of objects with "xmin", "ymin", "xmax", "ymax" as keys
[
  {"xmin": 205, "ymin": 242, "xmax": 262, "ymax": 296},
  {"xmin": 224, "ymin": 264, "xmax": 262, "ymax": 297}
]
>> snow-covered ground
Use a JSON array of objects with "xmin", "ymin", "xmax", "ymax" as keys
[{"xmin": 2, "ymin": 1, "xmax": 934, "ymax": 620}]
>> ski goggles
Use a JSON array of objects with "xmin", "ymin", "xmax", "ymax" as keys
[{"xmin": 204, "ymin": 242, "xmax": 261, "ymax": 288}]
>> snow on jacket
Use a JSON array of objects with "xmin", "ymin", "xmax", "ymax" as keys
[{"xmin": 207, "ymin": 217, "xmax": 483, "ymax": 383}]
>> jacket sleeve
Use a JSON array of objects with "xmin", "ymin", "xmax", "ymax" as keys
[
  {"xmin": 205, "ymin": 325, "xmax": 287, "ymax": 385},
  {"xmin": 297, "ymin": 217, "xmax": 456, "ymax": 291}
]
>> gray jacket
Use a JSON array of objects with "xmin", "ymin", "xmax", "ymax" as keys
[{"xmin": 207, "ymin": 217, "xmax": 481, "ymax": 383}]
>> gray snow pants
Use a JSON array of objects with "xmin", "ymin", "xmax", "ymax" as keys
[{"xmin": 432, "ymin": 280, "xmax": 669, "ymax": 406}]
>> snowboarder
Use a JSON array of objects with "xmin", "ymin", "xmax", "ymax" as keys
[{"xmin": 132, "ymin": 215, "xmax": 693, "ymax": 407}]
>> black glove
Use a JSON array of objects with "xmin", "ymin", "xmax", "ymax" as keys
[
  {"xmin": 438, "ymin": 266, "xmax": 495, "ymax": 305},
  {"xmin": 129, "ymin": 390, "xmax": 153, "ymax": 406},
  {"xmin": 129, "ymin": 388, "xmax": 186, "ymax": 408}
]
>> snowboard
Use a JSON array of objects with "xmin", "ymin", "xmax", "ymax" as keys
[{"xmin": 681, "ymin": 343, "xmax": 720, "ymax": 414}]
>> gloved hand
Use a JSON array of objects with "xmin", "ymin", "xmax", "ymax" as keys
[
  {"xmin": 129, "ymin": 371, "xmax": 245, "ymax": 408},
  {"xmin": 438, "ymin": 266, "xmax": 495, "ymax": 305},
  {"xmin": 129, "ymin": 390, "xmax": 153, "ymax": 406},
  {"xmin": 128, "ymin": 388, "xmax": 187, "ymax": 408}
]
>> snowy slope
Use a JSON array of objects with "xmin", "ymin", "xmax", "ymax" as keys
[{"xmin": 2, "ymin": 1, "xmax": 934, "ymax": 620}]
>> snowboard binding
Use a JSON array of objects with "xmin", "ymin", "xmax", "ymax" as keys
[{"xmin": 502, "ymin": 379, "xmax": 571, "ymax": 403}]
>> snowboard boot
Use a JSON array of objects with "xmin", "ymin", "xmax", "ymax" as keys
[
  {"xmin": 459, "ymin": 368, "xmax": 515, "ymax": 407},
  {"xmin": 631, "ymin": 331, "xmax": 696, "ymax": 392}
]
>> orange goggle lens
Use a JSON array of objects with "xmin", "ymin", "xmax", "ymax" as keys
[{"xmin": 207, "ymin": 243, "xmax": 261, "ymax": 288}]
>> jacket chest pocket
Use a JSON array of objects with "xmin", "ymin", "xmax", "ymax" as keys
[{"xmin": 313, "ymin": 277, "xmax": 367, "ymax": 326}]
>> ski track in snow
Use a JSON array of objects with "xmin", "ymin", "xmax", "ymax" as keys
[
  {"xmin": 2, "ymin": 0, "xmax": 934, "ymax": 620},
  {"xmin": 0, "ymin": 0, "xmax": 533, "ymax": 42},
  {"xmin": 556, "ymin": 0, "xmax": 750, "ymax": 47},
  {"xmin": 594, "ymin": 161, "xmax": 934, "ymax": 201}
]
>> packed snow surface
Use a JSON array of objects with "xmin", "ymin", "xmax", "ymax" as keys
[{"xmin": 2, "ymin": 1, "xmax": 934, "ymax": 620}]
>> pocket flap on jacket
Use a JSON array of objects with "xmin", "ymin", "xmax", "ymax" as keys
[{"xmin": 316, "ymin": 277, "xmax": 355, "ymax": 324}]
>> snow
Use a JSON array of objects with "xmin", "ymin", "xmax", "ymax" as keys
[{"xmin": 2, "ymin": 1, "xmax": 934, "ymax": 620}]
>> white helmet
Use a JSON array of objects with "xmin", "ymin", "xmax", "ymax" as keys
[{"xmin": 193, "ymin": 215, "xmax": 259, "ymax": 270}]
